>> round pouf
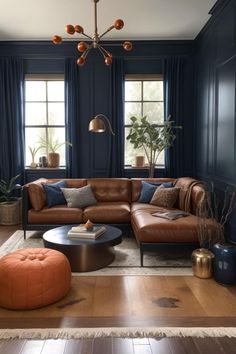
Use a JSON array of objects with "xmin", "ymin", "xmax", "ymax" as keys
[{"xmin": 0, "ymin": 248, "xmax": 71, "ymax": 310}]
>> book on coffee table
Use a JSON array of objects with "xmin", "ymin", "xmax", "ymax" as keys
[{"xmin": 67, "ymin": 225, "xmax": 106, "ymax": 240}]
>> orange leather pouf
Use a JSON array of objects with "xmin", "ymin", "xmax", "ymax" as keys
[{"xmin": 0, "ymin": 248, "xmax": 71, "ymax": 310}]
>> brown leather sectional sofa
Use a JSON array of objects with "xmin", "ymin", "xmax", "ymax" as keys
[{"xmin": 22, "ymin": 177, "xmax": 205, "ymax": 265}]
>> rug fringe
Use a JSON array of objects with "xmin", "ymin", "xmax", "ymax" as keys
[{"xmin": 0, "ymin": 327, "xmax": 236, "ymax": 339}]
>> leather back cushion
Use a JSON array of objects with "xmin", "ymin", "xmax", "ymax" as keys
[
  {"xmin": 131, "ymin": 178, "xmax": 176, "ymax": 202},
  {"xmin": 88, "ymin": 178, "xmax": 131, "ymax": 202},
  {"xmin": 28, "ymin": 179, "xmax": 87, "ymax": 211},
  {"xmin": 27, "ymin": 178, "xmax": 48, "ymax": 211}
]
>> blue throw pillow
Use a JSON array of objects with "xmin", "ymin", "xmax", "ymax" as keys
[
  {"xmin": 138, "ymin": 181, "xmax": 173, "ymax": 203},
  {"xmin": 43, "ymin": 180, "xmax": 66, "ymax": 208}
]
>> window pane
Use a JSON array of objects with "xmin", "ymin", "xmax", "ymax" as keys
[
  {"xmin": 48, "ymin": 128, "xmax": 66, "ymax": 165},
  {"xmin": 25, "ymin": 127, "xmax": 46, "ymax": 166},
  {"xmin": 143, "ymin": 102, "xmax": 164, "ymax": 124},
  {"xmin": 47, "ymin": 81, "xmax": 64, "ymax": 101},
  {"xmin": 143, "ymin": 81, "xmax": 163, "ymax": 101},
  {"xmin": 125, "ymin": 102, "xmax": 142, "ymax": 124},
  {"xmin": 48, "ymin": 103, "xmax": 65, "ymax": 125},
  {"xmin": 125, "ymin": 128, "xmax": 148, "ymax": 166},
  {"xmin": 25, "ymin": 81, "xmax": 46, "ymax": 101},
  {"xmin": 125, "ymin": 81, "xmax": 141, "ymax": 101},
  {"xmin": 25, "ymin": 103, "xmax": 47, "ymax": 125}
]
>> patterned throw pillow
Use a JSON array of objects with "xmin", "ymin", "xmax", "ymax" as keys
[
  {"xmin": 138, "ymin": 181, "xmax": 174, "ymax": 203},
  {"xmin": 150, "ymin": 184, "xmax": 180, "ymax": 208},
  {"xmin": 61, "ymin": 185, "xmax": 97, "ymax": 208}
]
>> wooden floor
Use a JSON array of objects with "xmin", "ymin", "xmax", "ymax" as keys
[{"xmin": 0, "ymin": 225, "xmax": 236, "ymax": 353}]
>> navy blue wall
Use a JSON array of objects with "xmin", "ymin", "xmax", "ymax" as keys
[
  {"xmin": 195, "ymin": 0, "xmax": 236, "ymax": 241},
  {"xmin": 0, "ymin": 39, "xmax": 195, "ymax": 179}
]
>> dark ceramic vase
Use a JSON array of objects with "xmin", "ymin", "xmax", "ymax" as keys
[{"xmin": 212, "ymin": 243, "xmax": 236, "ymax": 285}]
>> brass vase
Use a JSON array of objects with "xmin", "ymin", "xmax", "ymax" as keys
[{"xmin": 191, "ymin": 248, "xmax": 215, "ymax": 279}]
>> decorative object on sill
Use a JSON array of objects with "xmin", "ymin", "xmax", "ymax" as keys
[
  {"xmin": 126, "ymin": 115, "xmax": 182, "ymax": 178},
  {"xmin": 28, "ymin": 146, "xmax": 42, "ymax": 168},
  {"xmin": 0, "ymin": 174, "xmax": 22, "ymax": 225},
  {"xmin": 52, "ymin": 0, "xmax": 132, "ymax": 67},
  {"xmin": 38, "ymin": 136, "xmax": 72, "ymax": 168},
  {"xmin": 88, "ymin": 114, "xmax": 115, "ymax": 135},
  {"xmin": 197, "ymin": 182, "xmax": 236, "ymax": 284},
  {"xmin": 134, "ymin": 155, "xmax": 145, "ymax": 167},
  {"xmin": 38, "ymin": 156, "xmax": 48, "ymax": 168},
  {"xmin": 191, "ymin": 248, "xmax": 214, "ymax": 279}
]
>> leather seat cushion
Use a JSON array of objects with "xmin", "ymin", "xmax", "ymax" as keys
[
  {"xmin": 131, "ymin": 209, "xmax": 199, "ymax": 243},
  {"xmin": 28, "ymin": 205, "xmax": 83, "ymax": 224},
  {"xmin": 83, "ymin": 202, "xmax": 130, "ymax": 223}
]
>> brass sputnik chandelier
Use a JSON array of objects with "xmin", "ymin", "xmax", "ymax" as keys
[{"xmin": 52, "ymin": 0, "xmax": 133, "ymax": 66}]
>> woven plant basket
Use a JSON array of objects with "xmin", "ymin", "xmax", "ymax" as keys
[{"xmin": 0, "ymin": 198, "xmax": 22, "ymax": 225}]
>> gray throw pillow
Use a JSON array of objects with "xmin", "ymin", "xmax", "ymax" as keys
[{"xmin": 61, "ymin": 185, "xmax": 97, "ymax": 208}]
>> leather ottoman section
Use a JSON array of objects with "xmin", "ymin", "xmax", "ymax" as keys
[
  {"xmin": 28, "ymin": 206, "xmax": 83, "ymax": 224},
  {"xmin": 83, "ymin": 202, "xmax": 131, "ymax": 223},
  {"xmin": 131, "ymin": 209, "xmax": 199, "ymax": 243}
]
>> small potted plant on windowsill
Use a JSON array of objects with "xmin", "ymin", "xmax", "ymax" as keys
[
  {"xmin": 39, "ymin": 136, "xmax": 72, "ymax": 168},
  {"xmin": 0, "ymin": 174, "xmax": 22, "ymax": 225},
  {"xmin": 28, "ymin": 145, "xmax": 42, "ymax": 168},
  {"xmin": 126, "ymin": 115, "xmax": 181, "ymax": 177}
]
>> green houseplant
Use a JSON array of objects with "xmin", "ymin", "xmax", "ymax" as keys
[
  {"xmin": 126, "ymin": 115, "xmax": 181, "ymax": 177},
  {"xmin": 0, "ymin": 174, "xmax": 22, "ymax": 225},
  {"xmin": 39, "ymin": 136, "xmax": 72, "ymax": 168}
]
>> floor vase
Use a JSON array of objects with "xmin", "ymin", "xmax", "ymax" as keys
[{"xmin": 212, "ymin": 243, "xmax": 236, "ymax": 285}]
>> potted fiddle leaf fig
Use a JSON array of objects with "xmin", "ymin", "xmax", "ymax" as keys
[
  {"xmin": 39, "ymin": 136, "xmax": 72, "ymax": 168},
  {"xmin": 0, "ymin": 174, "xmax": 22, "ymax": 225},
  {"xmin": 126, "ymin": 115, "xmax": 181, "ymax": 177}
]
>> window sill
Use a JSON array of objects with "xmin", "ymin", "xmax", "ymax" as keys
[{"xmin": 25, "ymin": 167, "xmax": 66, "ymax": 170}]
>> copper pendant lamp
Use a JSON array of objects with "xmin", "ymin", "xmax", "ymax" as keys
[
  {"xmin": 52, "ymin": 0, "xmax": 132, "ymax": 66},
  {"xmin": 88, "ymin": 114, "xmax": 115, "ymax": 135}
]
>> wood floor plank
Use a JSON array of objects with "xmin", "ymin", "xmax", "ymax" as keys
[
  {"xmin": 167, "ymin": 337, "xmax": 189, "ymax": 354},
  {"xmin": 92, "ymin": 337, "xmax": 112, "ymax": 354},
  {"xmin": 133, "ymin": 344, "xmax": 152, "ymax": 354},
  {"xmin": 40, "ymin": 339, "xmax": 66, "ymax": 354},
  {"xmin": 63, "ymin": 338, "xmax": 94, "ymax": 354},
  {"xmin": 185, "ymin": 277, "xmax": 236, "ymax": 317},
  {"xmin": 0, "ymin": 339, "xmax": 27, "ymax": 354},
  {"xmin": 112, "ymin": 338, "xmax": 134, "ymax": 354},
  {"xmin": 193, "ymin": 337, "xmax": 226, "ymax": 353},
  {"xmin": 216, "ymin": 337, "xmax": 236, "ymax": 353},
  {"xmin": 149, "ymin": 338, "xmax": 172, "ymax": 354},
  {"xmin": 19, "ymin": 340, "xmax": 45, "ymax": 354}
]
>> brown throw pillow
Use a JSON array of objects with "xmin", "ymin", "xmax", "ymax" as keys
[{"xmin": 150, "ymin": 185, "xmax": 180, "ymax": 208}]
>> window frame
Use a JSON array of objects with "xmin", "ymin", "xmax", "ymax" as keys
[
  {"xmin": 24, "ymin": 74, "xmax": 66, "ymax": 168},
  {"xmin": 124, "ymin": 74, "xmax": 164, "ymax": 168}
]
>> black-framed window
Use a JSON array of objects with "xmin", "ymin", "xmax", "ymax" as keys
[
  {"xmin": 124, "ymin": 75, "xmax": 164, "ymax": 167},
  {"xmin": 24, "ymin": 75, "xmax": 66, "ymax": 167}
]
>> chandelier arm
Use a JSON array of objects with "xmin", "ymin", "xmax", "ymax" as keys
[
  {"xmin": 98, "ymin": 44, "xmax": 111, "ymax": 57},
  {"xmin": 97, "ymin": 45, "xmax": 107, "ymax": 58},
  {"xmin": 82, "ymin": 48, "xmax": 91, "ymax": 59},
  {"xmin": 81, "ymin": 33, "xmax": 94, "ymax": 40},
  {"xmin": 99, "ymin": 25, "xmax": 115, "ymax": 40}
]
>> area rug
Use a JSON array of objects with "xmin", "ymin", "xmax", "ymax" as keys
[
  {"xmin": 1, "ymin": 327, "xmax": 236, "ymax": 339},
  {"xmin": 0, "ymin": 230, "xmax": 193, "ymax": 275}
]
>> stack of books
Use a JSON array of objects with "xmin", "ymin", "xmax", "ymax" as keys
[{"xmin": 67, "ymin": 225, "xmax": 106, "ymax": 240}]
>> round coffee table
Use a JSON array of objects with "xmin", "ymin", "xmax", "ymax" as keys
[{"xmin": 43, "ymin": 225, "xmax": 122, "ymax": 272}]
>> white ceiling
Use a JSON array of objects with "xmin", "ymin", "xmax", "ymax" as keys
[{"xmin": 0, "ymin": 0, "xmax": 216, "ymax": 41}]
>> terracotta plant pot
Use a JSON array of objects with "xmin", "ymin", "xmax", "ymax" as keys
[{"xmin": 48, "ymin": 153, "xmax": 60, "ymax": 168}]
